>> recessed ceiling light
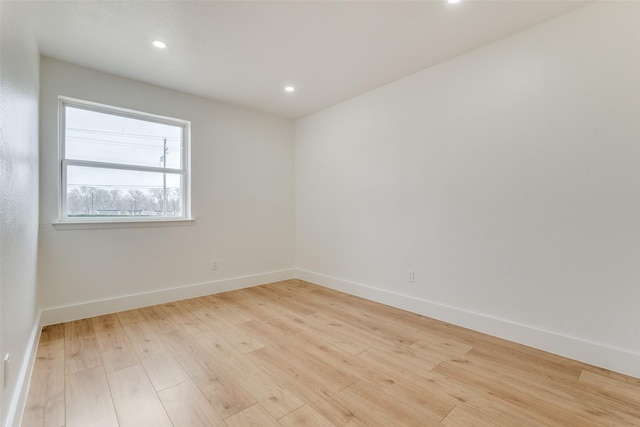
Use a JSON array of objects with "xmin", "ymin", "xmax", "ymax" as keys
[
  {"xmin": 152, "ymin": 40, "xmax": 167, "ymax": 49},
  {"xmin": 284, "ymin": 86, "xmax": 295, "ymax": 93},
  {"xmin": 448, "ymin": 0, "xmax": 461, "ymax": 3}
]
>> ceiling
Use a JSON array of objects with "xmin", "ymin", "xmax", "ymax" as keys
[{"xmin": 22, "ymin": 1, "xmax": 588, "ymax": 119}]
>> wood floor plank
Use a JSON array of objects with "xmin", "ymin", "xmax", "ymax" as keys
[
  {"xmin": 339, "ymin": 379, "xmax": 442, "ymax": 427},
  {"xmin": 195, "ymin": 328, "xmax": 305, "ymax": 419},
  {"xmin": 160, "ymin": 300, "xmax": 216, "ymax": 333},
  {"xmin": 39, "ymin": 324, "xmax": 64, "ymax": 342},
  {"xmin": 65, "ymin": 366, "xmax": 119, "ymax": 427},
  {"xmin": 245, "ymin": 348, "xmax": 368, "ymax": 425},
  {"xmin": 451, "ymin": 352, "xmax": 640, "ymax": 426},
  {"xmin": 466, "ymin": 342, "xmax": 582, "ymax": 384},
  {"xmin": 283, "ymin": 330, "xmax": 362, "ymax": 368},
  {"xmin": 276, "ymin": 326, "xmax": 455, "ymax": 422},
  {"xmin": 138, "ymin": 305, "xmax": 181, "ymax": 334},
  {"xmin": 21, "ymin": 340, "xmax": 65, "ymax": 427},
  {"xmin": 186, "ymin": 298, "xmax": 266, "ymax": 353},
  {"xmin": 440, "ymin": 405, "xmax": 502, "ymax": 427},
  {"xmin": 437, "ymin": 373, "xmax": 561, "ymax": 427},
  {"xmin": 107, "ymin": 364, "xmax": 173, "ymax": 427},
  {"xmin": 293, "ymin": 312, "xmax": 372, "ymax": 355},
  {"xmin": 333, "ymin": 382, "xmax": 421, "ymax": 427},
  {"xmin": 249, "ymin": 344, "xmax": 358, "ymax": 393},
  {"xmin": 158, "ymin": 380, "xmax": 227, "ymax": 427},
  {"xmin": 114, "ymin": 307, "xmax": 146, "ymax": 326},
  {"xmin": 237, "ymin": 318, "xmax": 298, "ymax": 348},
  {"xmin": 306, "ymin": 390, "xmax": 373, "ymax": 426},
  {"xmin": 345, "ymin": 310, "xmax": 422, "ymax": 345},
  {"xmin": 581, "ymin": 365, "xmax": 640, "ymax": 387},
  {"xmin": 277, "ymin": 403, "xmax": 336, "ymax": 427},
  {"xmin": 434, "ymin": 360, "xmax": 607, "ymax": 427},
  {"xmin": 138, "ymin": 348, "xmax": 190, "ymax": 392},
  {"xmin": 64, "ymin": 318, "xmax": 102, "ymax": 375},
  {"xmin": 161, "ymin": 328, "xmax": 256, "ymax": 418},
  {"xmin": 446, "ymin": 324, "xmax": 590, "ymax": 377},
  {"xmin": 199, "ymin": 294, "xmax": 256, "ymax": 324},
  {"xmin": 203, "ymin": 318, "xmax": 266, "ymax": 354},
  {"xmin": 381, "ymin": 376, "xmax": 458, "ymax": 422},
  {"xmin": 578, "ymin": 369, "xmax": 640, "ymax": 408},
  {"xmin": 355, "ymin": 344, "xmax": 442, "ymax": 382},
  {"xmin": 265, "ymin": 279, "xmax": 318, "ymax": 296},
  {"xmin": 23, "ymin": 280, "xmax": 640, "ymax": 427},
  {"xmin": 214, "ymin": 290, "xmax": 274, "ymax": 323},
  {"xmin": 305, "ymin": 311, "xmax": 396, "ymax": 353},
  {"xmin": 244, "ymin": 286, "xmax": 316, "ymax": 317},
  {"xmin": 408, "ymin": 335, "xmax": 473, "ymax": 362},
  {"xmin": 92, "ymin": 314, "xmax": 139, "ymax": 373},
  {"xmin": 121, "ymin": 321, "xmax": 168, "ymax": 355},
  {"xmin": 223, "ymin": 403, "xmax": 281, "ymax": 427}
]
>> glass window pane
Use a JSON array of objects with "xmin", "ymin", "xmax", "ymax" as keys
[
  {"xmin": 65, "ymin": 106, "xmax": 183, "ymax": 169},
  {"xmin": 66, "ymin": 165, "xmax": 183, "ymax": 218}
]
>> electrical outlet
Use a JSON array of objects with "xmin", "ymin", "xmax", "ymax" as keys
[
  {"xmin": 3, "ymin": 353, "xmax": 9, "ymax": 388},
  {"xmin": 408, "ymin": 270, "xmax": 415, "ymax": 283},
  {"xmin": 212, "ymin": 259, "xmax": 219, "ymax": 271}
]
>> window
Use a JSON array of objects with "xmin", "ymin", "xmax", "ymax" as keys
[{"xmin": 59, "ymin": 97, "xmax": 190, "ymax": 223}]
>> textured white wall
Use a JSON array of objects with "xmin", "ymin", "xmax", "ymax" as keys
[
  {"xmin": 38, "ymin": 58, "xmax": 295, "ymax": 315},
  {"xmin": 295, "ymin": 2, "xmax": 640, "ymax": 376},
  {"xmin": 0, "ymin": 3, "xmax": 41, "ymax": 426}
]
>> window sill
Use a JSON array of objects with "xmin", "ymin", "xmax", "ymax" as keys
[{"xmin": 49, "ymin": 218, "xmax": 195, "ymax": 231}]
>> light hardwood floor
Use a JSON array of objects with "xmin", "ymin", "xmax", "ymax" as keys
[{"xmin": 22, "ymin": 279, "xmax": 640, "ymax": 426}]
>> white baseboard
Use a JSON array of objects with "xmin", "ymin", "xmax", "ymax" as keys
[
  {"xmin": 296, "ymin": 268, "xmax": 640, "ymax": 379},
  {"xmin": 41, "ymin": 269, "xmax": 296, "ymax": 326},
  {"xmin": 4, "ymin": 311, "xmax": 42, "ymax": 427}
]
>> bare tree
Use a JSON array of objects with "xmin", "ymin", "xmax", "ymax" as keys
[
  {"xmin": 94, "ymin": 189, "xmax": 110, "ymax": 212},
  {"xmin": 167, "ymin": 188, "xmax": 181, "ymax": 216},
  {"xmin": 109, "ymin": 189, "xmax": 122, "ymax": 212},
  {"xmin": 67, "ymin": 188, "xmax": 83, "ymax": 214},
  {"xmin": 127, "ymin": 189, "xmax": 147, "ymax": 214},
  {"xmin": 77, "ymin": 186, "xmax": 96, "ymax": 213},
  {"xmin": 150, "ymin": 188, "xmax": 164, "ymax": 213}
]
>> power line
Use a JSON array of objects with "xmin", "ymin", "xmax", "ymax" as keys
[
  {"xmin": 66, "ymin": 136, "xmax": 182, "ymax": 153},
  {"xmin": 67, "ymin": 183, "xmax": 180, "ymax": 190},
  {"xmin": 67, "ymin": 127, "xmax": 181, "ymax": 141}
]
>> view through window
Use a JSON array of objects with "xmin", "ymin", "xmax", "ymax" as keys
[{"xmin": 60, "ymin": 98, "xmax": 190, "ymax": 221}]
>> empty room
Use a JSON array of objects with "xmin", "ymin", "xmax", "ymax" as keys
[{"xmin": 1, "ymin": 0, "xmax": 639, "ymax": 426}]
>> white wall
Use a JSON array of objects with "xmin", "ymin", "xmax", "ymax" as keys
[
  {"xmin": 38, "ymin": 58, "xmax": 295, "ymax": 323},
  {"xmin": 295, "ymin": 2, "xmax": 640, "ymax": 377},
  {"xmin": 0, "ymin": 2, "xmax": 41, "ymax": 426}
]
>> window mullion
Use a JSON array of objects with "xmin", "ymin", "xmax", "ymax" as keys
[{"xmin": 64, "ymin": 159, "xmax": 184, "ymax": 175}]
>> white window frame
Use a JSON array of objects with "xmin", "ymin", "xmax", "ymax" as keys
[{"xmin": 58, "ymin": 96, "xmax": 192, "ymax": 225}]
